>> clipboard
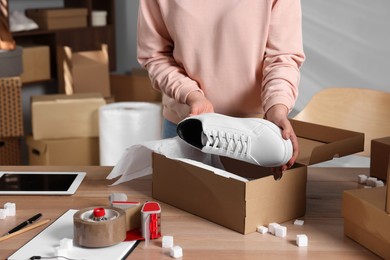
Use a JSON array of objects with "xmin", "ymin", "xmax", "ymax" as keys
[{"xmin": 8, "ymin": 209, "xmax": 139, "ymax": 260}]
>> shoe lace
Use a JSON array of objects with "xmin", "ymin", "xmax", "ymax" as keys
[{"xmin": 203, "ymin": 130, "xmax": 251, "ymax": 158}]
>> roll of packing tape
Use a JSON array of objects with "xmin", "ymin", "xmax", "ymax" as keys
[{"xmin": 74, "ymin": 206, "xmax": 126, "ymax": 248}]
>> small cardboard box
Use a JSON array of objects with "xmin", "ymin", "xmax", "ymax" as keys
[
  {"xmin": 370, "ymin": 136, "xmax": 390, "ymax": 181},
  {"xmin": 21, "ymin": 45, "xmax": 51, "ymax": 83},
  {"xmin": 0, "ymin": 76, "xmax": 23, "ymax": 137},
  {"xmin": 152, "ymin": 119, "xmax": 364, "ymax": 234},
  {"xmin": 26, "ymin": 135, "xmax": 99, "ymax": 166},
  {"xmin": 57, "ymin": 45, "xmax": 111, "ymax": 98},
  {"xmin": 31, "ymin": 93, "xmax": 106, "ymax": 140},
  {"xmin": 0, "ymin": 137, "xmax": 23, "ymax": 165},
  {"xmin": 110, "ymin": 69, "xmax": 162, "ymax": 102},
  {"xmin": 343, "ymin": 155, "xmax": 390, "ymax": 259},
  {"xmin": 26, "ymin": 8, "xmax": 87, "ymax": 30}
]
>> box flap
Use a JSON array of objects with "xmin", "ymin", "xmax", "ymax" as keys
[{"xmin": 291, "ymin": 119, "xmax": 365, "ymax": 165}]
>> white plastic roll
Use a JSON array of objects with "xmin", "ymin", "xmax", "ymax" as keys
[{"xmin": 99, "ymin": 102, "xmax": 162, "ymax": 166}]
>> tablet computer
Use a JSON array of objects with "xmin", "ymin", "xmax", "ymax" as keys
[{"xmin": 0, "ymin": 171, "xmax": 86, "ymax": 195}]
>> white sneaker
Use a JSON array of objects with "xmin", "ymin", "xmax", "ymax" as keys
[
  {"xmin": 176, "ymin": 113, "xmax": 293, "ymax": 167},
  {"xmin": 10, "ymin": 10, "xmax": 38, "ymax": 32}
]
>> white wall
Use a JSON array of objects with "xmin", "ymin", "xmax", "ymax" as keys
[{"xmin": 298, "ymin": 0, "xmax": 390, "ymax": 112}]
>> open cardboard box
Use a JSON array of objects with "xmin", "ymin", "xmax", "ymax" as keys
[
  {"xmin": 152, "ymin": 119, "xmax": 364, "ymax": 234},
  {"xmin": 343, "ymin": 139, "xmax": 390, "ymax": 259}
]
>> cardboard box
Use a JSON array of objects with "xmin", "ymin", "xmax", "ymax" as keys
[
  {"xmin": 343, "ymin": 155, "xmax": 390, "ymax": 259},
  {"xmin": 26, "ymin": 8, "xmax": 87, "ymax": 30},
  {"xmin": 26, "ymin": 135, "xmax": 99, "ymax": 166},
  {"xmin": 0, "ymin": 76, "xmax": 23, "ymax": 137},
  {"xmin": 152, "ymin": 119, "xmax": 364, "ymax": 234},
  {"xmin": 110, "ymin": 69, "xmax": 162, "ymax": 103},
  {"xmin": 57, "ymin": 44, "xmax": 111, "ymax": 98},
  {"xmin": 31, "ymin": 93, "xmax": 106, "ymax": 140},
  {"xmin": 21, "ymin": 45, "xmax": 51, "ymax": 83},
  {"xmin": 370, "ymin": 136, "xmax": 390, "ymax": 180},
  {"xmin": 0, "ymin": 137, "xmax": 22, "ymax": 165}
]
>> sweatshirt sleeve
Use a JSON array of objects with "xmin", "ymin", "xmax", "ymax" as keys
[
  {"xmin": 261, "ymin": 0, "xmax": 305, "ymax": 113},
  {"xmin": 137, "ymin": 0, "xmax": 202, "ymax": 104}
]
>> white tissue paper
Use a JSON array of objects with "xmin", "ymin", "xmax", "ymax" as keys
[
  {"xmin": 99, "ymin": 102, "xmax": 162, "ymax": 166},
  {"xmin": 106, "ymin": 137, "xmax": 249, "ymax": 185}
]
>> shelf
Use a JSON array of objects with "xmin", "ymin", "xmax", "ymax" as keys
[{"xmin": 1, "ymin": 0, "xmax": 116, "ymax": 86}]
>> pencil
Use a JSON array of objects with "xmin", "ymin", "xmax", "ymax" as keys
[{"xmin": 0, "ymin": 219, "xmax": 51, "ymax": 242}]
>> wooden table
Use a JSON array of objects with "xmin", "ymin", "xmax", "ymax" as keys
[{"xmin": 0, "ymin": 165, "xmax": 380, "ymax": 259}]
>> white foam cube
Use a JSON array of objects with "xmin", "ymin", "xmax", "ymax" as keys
[
  {"xmin": 60, "ymin": 238, "xmax": 73, "ymax": 250},
  {"xmin": 294, "ymin": 219, "xmax": 304, "ymax": 226},
  {"xmin": 357, "ymin": 174, "xmax": 368, "ymax": 184},
  {"xmin": 162, "ymin": 235, "xmax": 174, "ymax": 248},
  {"xmin": 54, "ymin": 246, "xmax": 68, "ymax": 257},
  {"xmin": 375, "ymin": 180, "xmax": 384, "ymax": 187},
  {"xmin": 296, "ymin": 234, "xmax": 308, "ymax": 247},
  {"xmin": 4, "ymin": 202, "xmax": 16, "ymax": 216},
  {"xmin": 0, "ymin": 209, "xmax": 6, "ymax": 219},
  {"xmin": 275, "ymin": 225, "xmax": 287, "ymax": 238},
  {"xmin": 170, "ymin": 245, "xmax": 183, "ymax": 258},
  {"xmin": 268, "ymin": 223, "xmax": 280, "ymax": 235},
  {"xmin": 256, "ymin": 225, "xmax": 268, "ymax": 234},
  {"xmin": 366, "ymin": 177, "xmax": 377, "ymax": 187}
]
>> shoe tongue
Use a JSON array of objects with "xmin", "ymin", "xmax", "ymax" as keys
[{"xmin": 201, "ymin": 132, "xmax": 208, "ymax": 146}]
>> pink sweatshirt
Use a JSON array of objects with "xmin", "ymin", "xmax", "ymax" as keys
[{"xmin": 137, "ymin": 0, "xmax": 305, "ymax": 124}]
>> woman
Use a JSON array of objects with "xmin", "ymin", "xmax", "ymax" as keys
[{"xmin": 137, "ymin": 0, "xmax": 305, "ymax": 171}]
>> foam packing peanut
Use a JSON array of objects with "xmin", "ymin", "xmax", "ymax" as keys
[
  {"xmin": 357, "ymin": 174, "xmax": 368, "ymax": 184},
  {"xmin": 4, "ymin": 202, "xmax": 16, "ymax": 216},
  {"xmin": 275, "ymin": 225, "xmax": 287, "ymax": 238},
  {"xmin": 256, "ymin": 225, "xmax": 268, "ymax": 234},
  {"xmin": 0, "ymin": 209, "xmax": 6, "ymax": 219},
  {"xmin": 170, "ymin": 245, "xmax": 183, "ymax": 258},
  {"xmin": 296, "ymin": 234, "xmax": 308, "ymax": 247},
  {"xmin": 268, "ymin": 223, "xmax": 280, "ymax": 235},
  {"xmin": 162, "ymin": 235, "xmax": 174, "ymax": 248}
]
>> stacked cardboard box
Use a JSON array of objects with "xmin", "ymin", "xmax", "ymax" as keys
[
  {"xmin": 27, "ymin": 93, "xmax": 105, "ymax": 166},
  {"xmin": 343, "ymin": 137, "xmax": 390, "ymax": 259},
  {"xmin": 0, "ymin": 77, "xmax": 23, "ymax": 165},
  {"xmin": 20, "ymin": 45, "xmax": 51, "ymax": 84},
  {"xmin": 26, "ymin": 8, "xmax": 88, "ymax": 30}
]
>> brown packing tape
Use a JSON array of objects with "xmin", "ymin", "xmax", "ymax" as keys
[{"xmin": 73, "ymin": 207, "xmax": 126, "ymax": 248}]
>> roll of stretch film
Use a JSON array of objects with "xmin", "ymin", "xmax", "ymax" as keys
[{"xmin": 73, "ymin": 206, "xmax": 126, "ymax": 248}]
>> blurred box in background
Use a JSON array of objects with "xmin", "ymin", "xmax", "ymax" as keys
[
  {"xmin": 31, "ymin": 93, "xmax": 105, "ymax": 140},
  {"xmin": 110, "ymin": 68, "xmax": 161, "ymax": 102},
  {"xmin": 26, "ymin": 8, "xmax": 87, "ymax": 30},
  {"xmin": 57, "ymin": 44, "xmax": 110, "ymax": 98},
  {"xmin": 26, "ymin": 135, "xmax": 99, "ymax": 166},
  {"xmin": 21, "ymin": 45, "xmax": 51, "ymax": 83}
]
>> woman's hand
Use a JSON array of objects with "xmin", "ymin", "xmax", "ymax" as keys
[
  {"xmin": 265, "ymin": 104, "xmax": 299, "ymax": 173},
  {"xmin": 186, "ymin": 91, "xmax": 214, "ymax": 116}
]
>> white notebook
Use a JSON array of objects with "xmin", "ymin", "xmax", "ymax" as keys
[{"xmin": 8, "ymin": 209, "xmax": 138, "ymax": 260}]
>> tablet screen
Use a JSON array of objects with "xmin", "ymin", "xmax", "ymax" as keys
[{"xmin": 0, "ymin": 172, "xmax": 86, "ymax": 195}]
